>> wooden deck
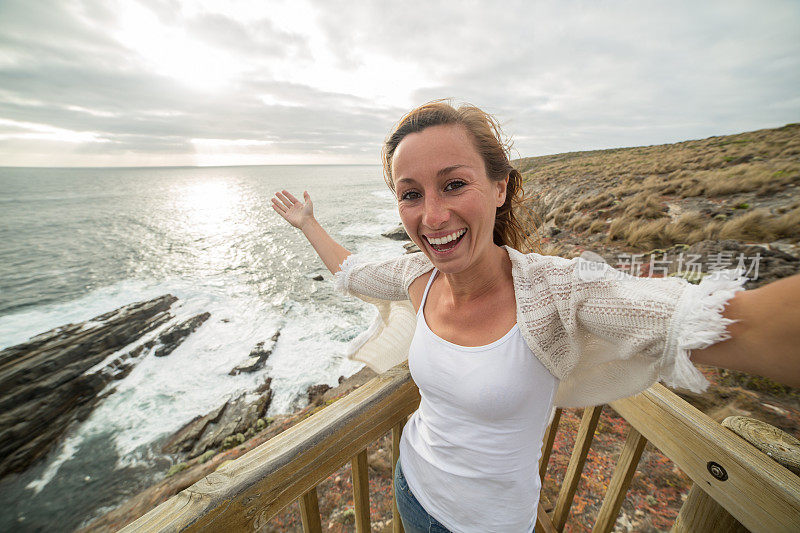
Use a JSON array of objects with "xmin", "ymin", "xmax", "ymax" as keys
[{"xmin": 120, "ymin": 361, "xmax": 800, "ymax": 532}]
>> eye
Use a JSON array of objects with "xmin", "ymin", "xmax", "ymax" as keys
[
  {"xmin": 444, "ymin": 180, "xmax": 466, "ymax": 191},
  {"xmin": 399, "ymin": 190, "xmax": 421, "ymax": 201}
]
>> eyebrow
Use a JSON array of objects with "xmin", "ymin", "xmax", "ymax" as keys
[
  {"xmin": 437, "ymin": 164, "xmax": 469, "ymax": 178},
  {"xmin": 395, "ymin": 165, "xmax": 470, "ymax": 186}
]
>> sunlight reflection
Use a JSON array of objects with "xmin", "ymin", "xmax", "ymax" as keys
[
  {"xmin": 171, "ymin": 179, "xmax": 256, "ymax": 277},
  {"xmin": 180, "ymin": 181, "xmax": 237, "ymax": 231}
]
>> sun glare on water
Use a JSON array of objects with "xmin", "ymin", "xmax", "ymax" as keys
[{"xmin": 167, "ymin": 179, "xmax": 258, "ymax": 277}]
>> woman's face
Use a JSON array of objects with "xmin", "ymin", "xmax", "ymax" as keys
[{"xmin": 391, "ymin": 124, "xmax": 507, "ymax": 274}]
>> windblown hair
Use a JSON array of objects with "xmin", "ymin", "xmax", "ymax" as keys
[{"xmin": 381, "ymin": 99, "xmax": 537, "ymax": 252}]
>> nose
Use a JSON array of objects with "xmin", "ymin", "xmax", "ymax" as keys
[{"xmin": 422, "ymin": 195, "xmax": 449, "ymax": 229}]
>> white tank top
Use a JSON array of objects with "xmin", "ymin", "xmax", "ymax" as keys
[{"xmin": 399, "ymin": 269, "xmax": 559, "ymax": 533}]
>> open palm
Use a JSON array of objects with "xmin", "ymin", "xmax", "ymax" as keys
[{"xmin": 271, "ymin": 190, "xmax": 314, "ymax": 229}]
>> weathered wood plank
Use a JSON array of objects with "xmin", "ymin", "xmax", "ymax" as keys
[
  {"xmin": 592, "ymin": 427, "xmax": 647, "ymax": 533},
  {"xmin": 299, "ymin": 487, "xmax": 322, "ymax": 533},
  {"xmin": 535, "ymin": 502, "xmax": 557, "ymax": 533},
  {"xmin": 611, "ymin": 384, "xmax": 800, "ymax": 533},
  {"xmin": 120, "ymin": 362, "xmax": 421, "ymax": 532},
  {"xmin": 671, "ymin": 484, "xmax": 748, "ymax": 532},
  {"xmin": 392, "ymin": 420, "xmax": 406, "ymax": 533},
  {"xmin": 552, "ymin": 405, "xmax": 603, "ymax": 531},
  {"xmin": 351, "ymin": 449, "xmax": 370, "ymax": 533},
  {"xmin": 540, "ymin": 408, "xmax": 562, "ymax": 481}
]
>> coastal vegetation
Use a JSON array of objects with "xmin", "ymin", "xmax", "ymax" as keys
[{"xmin": 516, "ymin": 123, "xmax": 800, "ymax": 255}]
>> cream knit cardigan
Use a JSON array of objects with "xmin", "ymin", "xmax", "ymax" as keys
[{"xmin": 334, "ymin": 245, "xmax": 747, "ymax": 408}]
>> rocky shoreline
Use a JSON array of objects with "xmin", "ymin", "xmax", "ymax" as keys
[
  {"xmin": 76, "ymin": 366, "xmax": 378, "ymax": 532},
  {"xmin": 0, "ymin": 290, "xmax": 383, "ymax": 532}
]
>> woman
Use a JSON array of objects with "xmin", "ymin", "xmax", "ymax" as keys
[{"xmin": 272, "ymin": 101, "xmax": 800, "ymax": 533}]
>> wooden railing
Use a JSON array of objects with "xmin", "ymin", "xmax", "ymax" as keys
[{"xmin": 122, "ymin": 362, "xmax": 800, "ymax": 532}]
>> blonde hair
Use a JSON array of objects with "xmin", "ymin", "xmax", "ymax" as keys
[{"xmin": 381, "ymin": 99, "xmax": 536, "ymax": 251}]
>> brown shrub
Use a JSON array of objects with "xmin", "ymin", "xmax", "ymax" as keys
[
  {"xmin": 570, "ymin": 213, "xmax": 593, "ymax": 232},
  {"xmin": 620, "ymin": 191, "xmax": 667, "ymax": 219},
  {"xmin": 607, "ymin": 218, "xmax": 628, "ymax": 241},
  {"xmin": 717, "ymin": 209, "xmax": 776, "ymax": 242},
  {"xmin": 662, "ymin": 212, "xmax": 706, "ymax": 243},
  {"xmin": 587, "ymin": 220, "xmax": 608, "ymax": 234},
  {"xmin": 772, "ymin": 207, "xmax": 800, "ymax": 238},
  {"xmin": 624, "ymin": 218, "xmax": 671, "ymax": 249}
]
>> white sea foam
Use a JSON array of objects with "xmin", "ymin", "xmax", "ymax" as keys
[
  {"xmin": 25, "ymin": 432, "xmax": 82, "ymax": 494},
  {"xmin": 370, "ymin": 189, "xmax": 395, "ymax": 201},
  {"xmin": 0, "ymin": 278, "xmax": 167, "ymax": 351},
  {"xmin": 17, "ymin": 267, "xmax": 384, "ymax": 492}
]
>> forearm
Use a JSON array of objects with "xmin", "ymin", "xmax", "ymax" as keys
[
  {"xmin": 300, "ymin": 218, "xmax": 352, "ymax": 274},
  {"xmin": 691, "ymin": 273, "xmax": 800, "ymax": 387}
]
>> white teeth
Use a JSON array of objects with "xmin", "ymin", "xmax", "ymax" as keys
[{"xmin": 427, "ymin": 228, "xmax": 466, "ymax": 245}]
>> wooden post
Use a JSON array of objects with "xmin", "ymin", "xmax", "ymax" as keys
[
  {"xmin": 722, "ymin": 416, "xmax": 800, "ymax": 475},
  {"xmin": 540, "ymin": 408, "xmax": 563, "ymax": 481},
  {"xmin": 592, "ymin": 428, "xmax": 647, "ymax": 533},
  {"xmin": 552, "ymin": 405, "xmax": 603, "ymax": 532},
  {"xmin": 299, "ymin": 487, "xmax": 322, "ymax": 533},
  {"xmin": 671, "ymin": 484, "xmax": 748, "ymax": 533},
  {"xmin": 351, "ymin": 449, "xmax": 371, "ymax": 533}
]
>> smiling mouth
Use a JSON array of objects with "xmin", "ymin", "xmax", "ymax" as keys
[{"xmin": 424, "ymin": 228, "xmax": 467, "ymax": 253}]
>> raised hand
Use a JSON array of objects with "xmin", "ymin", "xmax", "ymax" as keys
[{"xmin": 271, "ymin": 190, "xmax": 314, "ymax": 230}]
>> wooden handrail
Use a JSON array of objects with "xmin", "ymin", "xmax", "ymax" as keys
[
  {"xmin": 609, "ymin": 384, "xmax": 800, "ymax": 532},
  {"xmin": 121, "ymin": 363, "xmax": 420, "ymax": 532},
  {"xmin": 121, "ymin": 365, "xmax": 799, "ymax": 532}
]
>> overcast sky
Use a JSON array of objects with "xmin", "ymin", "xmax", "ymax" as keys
[{"xmin": 1, "ymin": 0, "xmax": 798, "ymax": 167}]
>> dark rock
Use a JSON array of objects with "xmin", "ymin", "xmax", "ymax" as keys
[
  {"xmin": 661, "ymin": 239, "xmax": 799, "ymax": 289},
  {"xmin": 312, "ymin": 274, "xmax": 324, "ymax": 281},
  {"xmin": 160, "ymin": 402, "xmax": 227, "ymax": 455},
  {"xmin": 306, "ymin": 383, "xmax": 332, "ymax": 406},
  {"xmin": 404, "ymin": 242, "xmax": 421, "ymax": 254},
  {"xmin": 255, "ymin": 376, "xmax": 273, "ymax": 395},
  {"xmin": 161, "ymin": 379, "xmax": 273, "ymax": 459},
  {"xmin": 153, "ymin": 312, "xmax": 211, "ymax": 357},
  {"xmin": 686, "ymin": 239, "xmax": 800, "ymax": 289},
  {"xmin": 382, "ymin": 224, "xmax": 410, "ymax": 241},
  {"xmin": 229, "ymin": 330, "xmax": 280, "ymax": 375},
  {"xmin": 0, "ymin": 294, "xmax": 178, "ymax": 479}
]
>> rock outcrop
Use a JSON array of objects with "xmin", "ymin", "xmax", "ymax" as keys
[
  {"xmin": 306, "ymin": 383, "xmax": 332, "ymax": 406},
  {"xmin": 404, "ymin": 241, "xmax": 421, "ymax": 254},
  {"xmin": 0, "ymin": 295, "xmax": 180, "ymax": 479},
  {"xmin": 381, "ymin": 224, "xmax": 410, "ymax": 241},
  {"xmin": 161, "ymin": 378, "xmax": 273, "ymax": 459},
  {"xmin": 152, "ymin": 312, "xmax": 211, "ymax": 357},
  {"xmin": 229, "ymin": 331, "xmax": 280, "ymax": 375}
]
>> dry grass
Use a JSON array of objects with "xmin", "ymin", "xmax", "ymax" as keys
[
  {"xmin": 603, "ymin": 206, "xmax": 800, "ymax": 249},
  {"xmin": 516, "ymin": 123, "xmax": 800, "ymax": 250}
]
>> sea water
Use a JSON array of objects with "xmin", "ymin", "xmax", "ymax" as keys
[{"xmin": 0, "ymin": 165, "xmax": 406, "ymax": 531}]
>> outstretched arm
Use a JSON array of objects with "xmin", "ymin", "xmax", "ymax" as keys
[
  {"xmin": 690, "ymin": 273, "xmax": 800, "ymax": 388},
  {"xmin": 271, "ymin": 190, "xmax": 351, "ymax": 274}
]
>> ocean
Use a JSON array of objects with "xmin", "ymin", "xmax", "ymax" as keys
[{"xmin": 0, "ymin": 165, "xmax": 406, "ymax": 531}]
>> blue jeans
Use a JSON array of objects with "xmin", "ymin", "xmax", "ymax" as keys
[{"xmin": 394, "ymin": 457, "xmax": 453, "ymax": 533}]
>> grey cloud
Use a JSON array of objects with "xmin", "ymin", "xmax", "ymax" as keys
[
  {"xmin": 1, "ymin": 0, "xmax": 799, "ymax": 165},
  {"xmin": 185, "ymin": 13, "xmax": 308, "ymax": 60}
]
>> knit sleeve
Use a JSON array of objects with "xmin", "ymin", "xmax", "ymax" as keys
[
  {"xmin": 331, "ymin": 252, "xmax": 433, "ymax": 374},
  {"xmin": 333, "ymin": 252, "xmax": 433, "ymax": 302},
  {"xmin": 523, "ymin": 254, "xmax": 747, "ymax": 407}
]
